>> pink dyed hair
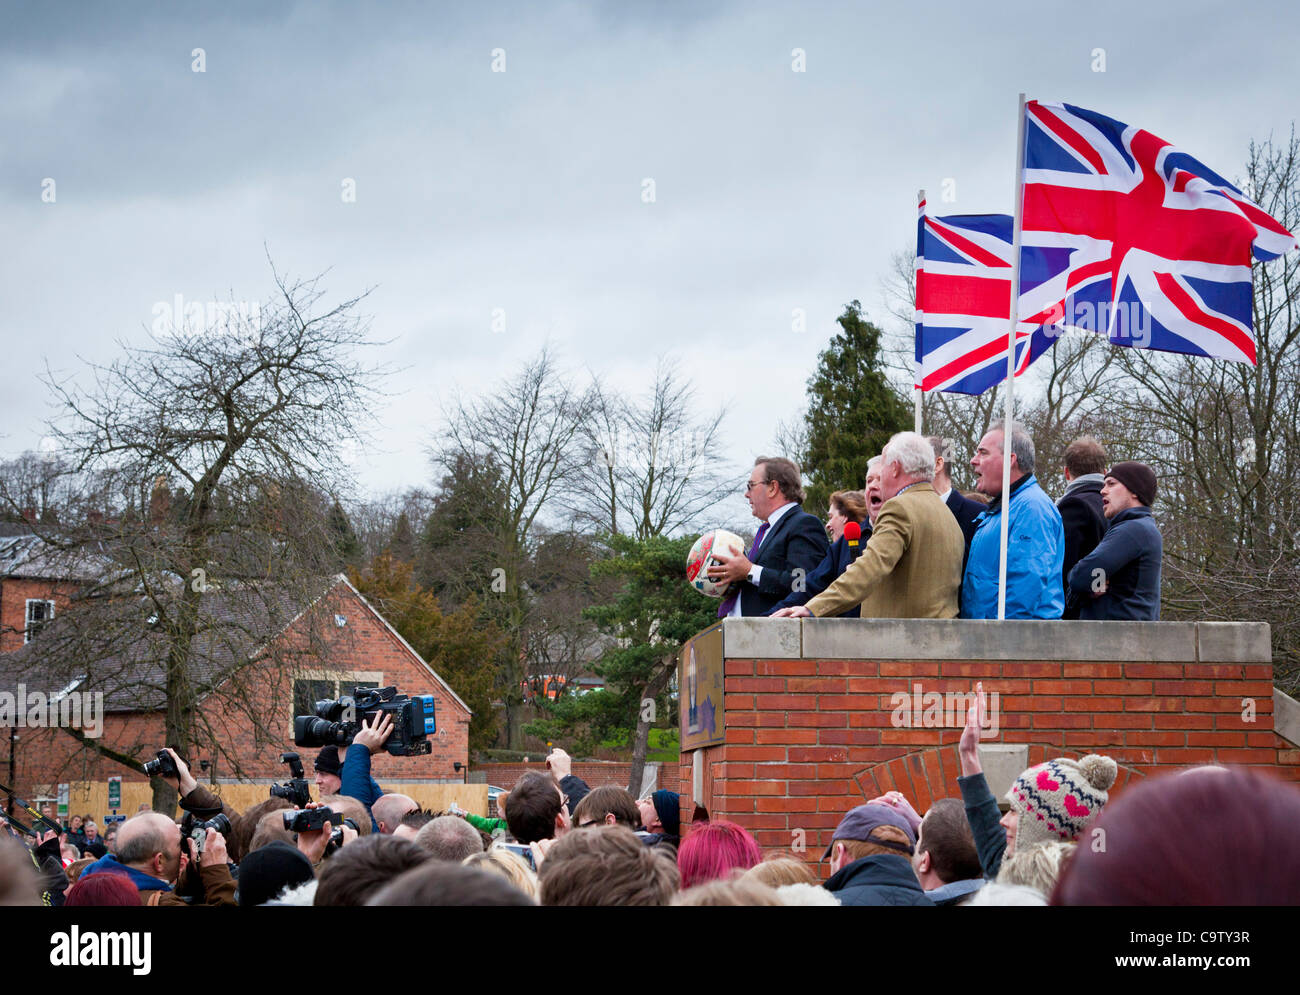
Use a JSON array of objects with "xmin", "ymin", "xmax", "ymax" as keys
[{"xmin": 677, "ymin": 820, "xmax": 762, "ymax": 889}]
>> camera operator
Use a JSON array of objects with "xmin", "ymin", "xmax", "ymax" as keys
[
  {"xmin": 291, "ymin": 801, "xmax": 359, "ymax": 870},
  {"xmin": 338, "ymin": 712, "xmax": 393, "ymax": 833},
  {"xmin": 154, "ymin": 748, "xmax": 245, "ymax": 860}
]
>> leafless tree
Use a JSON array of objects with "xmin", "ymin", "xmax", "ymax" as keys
[{"xmin": 1, "ymin": 264, "xmax": 389, "ymax": 808}]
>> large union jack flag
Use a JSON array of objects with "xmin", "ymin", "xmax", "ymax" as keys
[
  {"xmin": 914, "ymin": 203, "xmax": 1063, "ymax": 394},
  {"xmin": 1018, "ymin": 100, "xmax": 1299, "ymax": 365}
]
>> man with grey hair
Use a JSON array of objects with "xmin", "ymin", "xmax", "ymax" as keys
[
  {"xmin": 414, "ymin": 815, "xmax": 485, "ymax": 862},
  {"xmin": 960, "ymin": 421, "xmax": 1064, "ymax": 619},
  {"xmin": 774, "ymin": 432, "xmax": 964, "ymax": 619},
  {"xmin": 864, "ymin": 454, "xmax": 884, "ymax": 527}
]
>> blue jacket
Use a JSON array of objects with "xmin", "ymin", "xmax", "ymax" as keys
[
  {"xmin": 823, "ymin": 854, "xmax": 934, "ymax": 906},
  {"xmin": 1067, "ymin": 505, "xmax": 1162, "ymax": 620},
  {"xmin": 81, "ymin": 853, "xmax": 172, "ymax": 893},
  {"xmin": 765, "ymin": 532, "xmax": 868, "ymax": 617},
  {"xmin": 961, "ymin": 474, "xmax": 1064, "ymax": 620},
  {"xmin": 341, "ymin": 746, "xmax": 384, "ymax": 832}
]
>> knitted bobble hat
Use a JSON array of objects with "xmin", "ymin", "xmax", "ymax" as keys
[{"xmin": 1007, "ymin": 754, "xmax": 1118, "ymax": 850}]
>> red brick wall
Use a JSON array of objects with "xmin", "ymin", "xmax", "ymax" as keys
[
  {"xmin": 0, "ymin": 577, "xmax": 76, "ymax": 653},
  {"xmin": 475, "ymin": 761, "xmax": 658, "ymax": 794},
  {"xmin": 7, "ymin": 582, "xmax": 471, "ymax": 797},
  {"xmin": 677, "ymin": 655, "xmax": 1300, "ymax": 874}
]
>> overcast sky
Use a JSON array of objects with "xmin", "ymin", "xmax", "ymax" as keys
[{"xmin": 4, "ymin": 0, "xmax": 1297, "ymax": 525}]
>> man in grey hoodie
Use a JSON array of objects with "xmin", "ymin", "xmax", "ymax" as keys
[{"xmin": 1057, "ymin": 436, "xmax": 1108, "ymax": 619}]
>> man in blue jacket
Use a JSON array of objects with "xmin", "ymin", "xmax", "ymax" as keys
[
  {"xmin": 960, "ymin": 421, "xmax": 1064, "ymax": 620},
  {"xmin": 822, "ymin": 804, "xmax": 933, "ymax": 906},
  {"xmin": 1067, "ymin": 462, "xmax": 1162, "ymax": 620},
  {"xmin": 338, "ymin": 713, "xmax": 393, "ymax": 832}
]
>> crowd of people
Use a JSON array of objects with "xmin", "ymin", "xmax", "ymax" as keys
[
  {"xmin": 706, "ymin": 425, "xmax": 1161, "ymax": 622},
  {"xmin": 4, "ymin": 702, "xmax": 1297, "ymax": 906}
]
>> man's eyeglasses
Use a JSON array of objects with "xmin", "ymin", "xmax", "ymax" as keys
[{"xmin": 744, "ymin": 478, "xmax": 770, "ymax": 492}]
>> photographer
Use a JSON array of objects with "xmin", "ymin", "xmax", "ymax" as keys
[
  {"xmin": 154, "ymin": 747, "xmax": 245, "ymax": 861},
  {"xmin": 79, "ymin": 812, "xmax": 235, "ymax": 906},
  {"xmin": 338, "ymin": 712, "xmax": 393, "ymax": 833}
]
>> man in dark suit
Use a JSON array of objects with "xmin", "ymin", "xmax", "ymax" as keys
[
  {"xmin": 1057, "ymin": 436, "xmax": 1108, "ymax": 619},
  {"xmin": 708, "ymin": 456, "xmax": 830, "ymax": 617},
  {"xmin": 928, "ymin": 436, "xmax": 983, "ymax": 554}
]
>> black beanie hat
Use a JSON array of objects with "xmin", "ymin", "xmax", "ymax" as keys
[
  {"xmin": 237, "ymin": 841, "xmax": 314, "ymax": 907},
  {"xmin": 314, "ymin": 746, "xmax": 343, "ymax": 776},
  {"xmin": 652, "ymin": 790, "xmax": 681, "ymax": 838},
  {"xmin": 1106, "ymin": 461, "xmax": 1157, "ymax": 507}
]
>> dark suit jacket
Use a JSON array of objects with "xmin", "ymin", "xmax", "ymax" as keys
[
  {"xmin": 765, "ymin": 531, "xmax": 868, "ymax": 617},
  {"xmin": 1058, "ymin": 480, "xmax": 1107, "ymax": 619},
  {"xmin": 738, "ymin": 504, "xmax": 831, "ymax": 616},
  {"xmin": 945, "ymin": 489, "xmax": 985, "ymax": 550}
]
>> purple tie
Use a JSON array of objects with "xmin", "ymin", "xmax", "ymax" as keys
[{"xmin": 717, "ymin": 522, "xmax": 769, "ymax": 618}]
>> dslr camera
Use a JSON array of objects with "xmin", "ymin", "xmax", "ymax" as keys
[
  {"xmin": 283, "ymin": 807, "xmax": 341, "ymax": 833},
  {"xmin": 181, "ymin": 812, "xmax": 231, "ymax": 857},
  {"xmin": 142, "ymin": 749, "xmax": 181, "ymax": 779},
  {"xmin": 269, "ymin": 751, "xmax": 313, "ymax": 808},
  {"xmin": 293, "ymin": 685, "xmax": 436, "ymax": 757}
]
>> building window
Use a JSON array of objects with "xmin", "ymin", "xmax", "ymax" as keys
[{"xmin": 25, "ymin": 600, "xmax": 54, "ymax": 643}]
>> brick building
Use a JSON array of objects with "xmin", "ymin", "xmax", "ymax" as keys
[{"xmin": 0, "ymin": 570, "xmax": 471, "ymax": 800}]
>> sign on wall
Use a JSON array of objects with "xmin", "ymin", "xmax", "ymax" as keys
[
  {"xmin": 107, "ymin": 776, "xmax": 121, "ymax": 811},
  {"xmin": 679, "ymin": 622, "xmax": 724, "ymax": 751},
  {"xmin": 56, "ymin": 783, "xmax": 69, "ymax": 818}
]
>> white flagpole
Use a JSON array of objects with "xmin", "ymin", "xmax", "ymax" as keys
[
  {"xmin": 914, "ymin": 188, "xmax": 925, "ymax": 435},
  {"xmin": 997, "ymin": 93, "xmax": 1028, "ymax": 621}
]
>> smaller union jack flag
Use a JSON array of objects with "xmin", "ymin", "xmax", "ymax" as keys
[
  {"xmin": 1019, "ymin": 101, "xmax": 1299, "ymax": 365},
  {"xmin": 914, "ymin": 202, "xmax": 1063, "ymax": 395}
]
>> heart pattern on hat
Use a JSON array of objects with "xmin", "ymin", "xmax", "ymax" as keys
[
  {"xmin": 1036, "ymin": 769, "xmax": 1061, "ymax": 792},
  {"xmin": 1063, "ymin": 794, "xmax": 1090, "ymax": 818}
]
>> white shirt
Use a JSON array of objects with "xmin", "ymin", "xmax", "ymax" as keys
[
  {"xmin": 935, "ymin": 486, "xmax": 952, "ymax": 505},
  {"xmin": 727, "ymin": 501, "xmax": 796, "ymax": 618}
]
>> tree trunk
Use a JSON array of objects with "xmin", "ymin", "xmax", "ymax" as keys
[{"xmin": 626, "ymin": 664, "xmax": 674, "ymax": 796}]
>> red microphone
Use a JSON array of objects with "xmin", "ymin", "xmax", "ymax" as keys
[{"xmin": 844, "ymin": 521, "xmax": 861, "ymax": 550}]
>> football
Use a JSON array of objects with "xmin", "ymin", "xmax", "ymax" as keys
[{"xmin": 685, "ymin": 528, "xmax": 746, "ymax": 598}]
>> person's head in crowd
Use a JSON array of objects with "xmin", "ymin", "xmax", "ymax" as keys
[
  {"xmin": 371, "ymin": 793, "xmax": 418, "ymax": 835},
  {"xmin": 1052, "ymin": 768, "xmax": 1300, "ymax": 906},
  {"xmin": 672, "ymin": 878, "xmax": 783, "ymax": 906},
  {"xmin": 248, "ymin": 810, "xmax": 298, "ymax": 853},
  {"xmin": 997, "ymin": 840, "xmax": 1075, "ymax": 896},
  {"xmin": 313, "ymin": 746, "xmax": 343, "ymax": 796},
  {"xmin": 115, "ymin": 811, "xmax": 185, "ymax": 884},
  {"xmin": 636, "ymin": 789, "xmax": 681, "ymax": 841},
  {"xmin": 878, "ymin": 432, "xmax": 937, "ymax": 503},
  {"xmin": 747, "ymin": 456, "xmax": 805, "ymax": 524},
  {"xmin": 1101, "ymin": 461, "xmax": 1157, "ymax": 518},
  {"xmin": 236, "ymin": 797, "xmax": 292, "ymax": 857},
  {"xmin": 912, "ymin": 798, "xmax": 982, "ymax": 890},
  {"xmin": 1004, "ymin": 754, "xmax": 1117, "ymax": 856},
  {"xmin": 963, "ymin": 882, "xmax": 1047, "ymax": 906},
  {"xmin": 463, "ymin": 846, "xmax": 540, "ymax": 900},
  {"xmin": 741, "ymin": 856, "xmax": 819, "ymax": 889},
  {"xmin": 64, "ymin": 869, "xmax": 140, "ymax": 907},
  {"xmin": 864, "ymin": 455, "xmax": 885, "ymax": 525},
  {"xmin": 368, "ymin": 861, "xmax": 535, "ymax": 906},
  {"xmin": 927, "ymin": 436, "xmax": 959, "ymax": 492},
  {"xmin": 66, "ymin": 856, "xmax": 95, "ymax": 884},
  {"xmin": 538, "ymin": 826, "xmax": 679, "ymax": 907},
  {"xmin": 83, "ymin": 819, "xmax": 100, "ymax": 842},
  {"xmin": 393, "ymin": 808, "xmax": 435, "ymax": 842},
  {"xmin": 572, "ymin": 785, "xmax": 639, "ymax": 829},
  {"xmin": 236, "ymin": 841, "xmax": 315, "ymax": 907},
  {"xmin": 825, "ymin": 803, "xmax": 915, "ymax": 876},
  {"xmin": 414, "ymin": 815, "xmax": 484, "ymax": 862},
  {"xmin": 104, "ymin": 826, "xmax": 117, "ymax": 853},
  {"xmin": 1062, "ymin": 435, "xmax": 1107, "ymax": 483},
  {"xmin": 506, "ymin": 771, "xmax": 570, "ymax": 844},
  {"xmin": 313, "ymin": 834, "xmax": 430, "ymax": 907},
  {"xmin": 318, "ymin": 794, "xmax": 373, "ymax": 836},
  {"xmin": 678, "ymin": 820, "xmax": 762, "ymax": 889},
  {"xmin": 60, "ymin": 843, "xmax": 80, "ymax": 866},
  {"xmin": 826, "ymin": 489, "xmax": 869, "ymax": 542},
  {"xmin": 0, "ymin": 838, "xmax": 41, "ymax": 906},
  {"xmin": 972, "ymin": 420, "xmax": 1036, "ymax": 496},
  {"xmin": 67, "ymin": 813, "xmax": 82, "ymax": 833}
]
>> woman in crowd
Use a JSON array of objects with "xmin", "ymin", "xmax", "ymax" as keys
[{"xmin": 765, "ymin": 489, "xmax": 870, "ymax": 618}]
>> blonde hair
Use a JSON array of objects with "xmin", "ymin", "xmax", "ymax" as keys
[
  {"xmin": 463, "ymin": 845, "xmax": 540, "ymax": 900},
  {"xmin": 741, "ymin": 856, "xmax": 818, "ymax": 889},
  {"xmin": 996, "ymin": 841, "xmax": 1075, "ymax": 895},
  {"xmin": 672, "ymin": 878, "xmax": 783, "ymax": 906}
]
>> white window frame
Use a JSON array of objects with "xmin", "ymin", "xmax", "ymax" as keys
[{"xmin": 24, "ymin": 599, "xmax": 55, "ymax": 643}]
